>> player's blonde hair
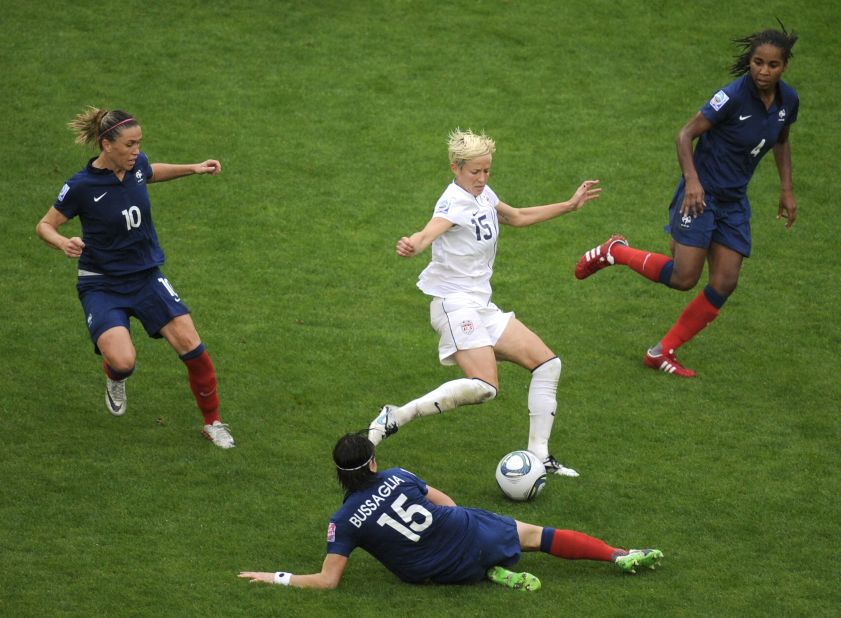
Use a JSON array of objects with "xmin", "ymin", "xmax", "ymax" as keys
[
  {"xmin": 68, "ymin": 106, "xmax": 138, "ymax": 148},
  {"xmin": 447, "ymin": 129, "xmax": 496, "ymax": 168}
]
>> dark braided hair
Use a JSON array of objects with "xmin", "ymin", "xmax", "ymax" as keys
[
  {"xmin": 333, "ymin": 433, "xmax": 377, "ymax": 493},
  {"xmin": 730, "ymin": 18, "xmax": 798, "ymax": 76}
]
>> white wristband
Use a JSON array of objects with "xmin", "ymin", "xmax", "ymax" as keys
[{"xmin": 273, "ymin": 571, "xmax": 292, "ymax": 586}]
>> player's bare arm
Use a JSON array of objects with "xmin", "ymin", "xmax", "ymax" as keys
[
  {"xmin": 149, "ymin": 160, "xmax": 221, "ymax": 183},
  {"xmin": 396, "ymin": 217, "xmax": 453, "ymax": 257},
  {"xmin": 425, "ymin": 485, "xmax": 457, "ymax": 507},
  {"xmin": 238, "ymin": 553, "xmax": 348, "ymax": 590},
  {"xmin": 676, "ymin": 112, "xmax": 713, "ymax": 218},
  {"xmin": 36, "ymin": 207, "xmax": 84, "ymax": 258},
  {"xmin": 495, "ymin": 180, "xmax": 601, "ymax": 227},
  {"xmin": 773, "ymin": 126, "xmax": 796, "ymax": 228}
]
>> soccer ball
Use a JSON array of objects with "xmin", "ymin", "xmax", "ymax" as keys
[{"xmin": 495, "ymin": 450, "xmax": 546, "ymax": 502}]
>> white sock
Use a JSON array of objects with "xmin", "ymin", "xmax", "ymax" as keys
[
  {"xmin": 396, "ymin": 378, "xmax": 497, "ymax": 426},
  {"xmin": 527, "ymin": 357, "xmax": 562, "ymax": 461}
]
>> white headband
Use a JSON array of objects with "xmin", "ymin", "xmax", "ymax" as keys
[{"xmin": 335, "ymin": 454, "xmax": 374, "ymax": 471}]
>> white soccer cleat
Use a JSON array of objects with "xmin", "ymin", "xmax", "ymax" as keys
[
  {"xmin": 203, "ymin": 421, "xmax": 236, "ymax": 449},
  {"xmin": 367, "ymin": 405, "xmax": 399, "ymax": 446},
  {"xmin": 105, "ymin": 378, "xmax": 127, "ymax": 416},
  {"xmin": 543, "ymin": 455, "xmax": 579, "ymax": 477}
]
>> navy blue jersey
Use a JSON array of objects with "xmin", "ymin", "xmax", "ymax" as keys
[
  {"xmin": 53, "ymin": 152, "xmax": 164, "ymax": 276},
  {"xmin": 326, "ymin": 468, "xmax": 519, "ymax": 584},
  {"xmin": 694, "ymin": 74, "xmax": 799, "ymax": 202}
]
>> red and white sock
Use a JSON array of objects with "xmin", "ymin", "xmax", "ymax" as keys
[
  {"xmin": 180, "ymin": 344, "xmax": 220, "ymax": 425},
  {"xmin": 611, "ymin": 244, "xmax": 673, "ymax": 283},
  {"xmin": 659, "ymin": 287, "xmax": 723, "ymax": 354},
  {"xmin": 540, "ymin": 528, "xmax": 619, "ymax": 562}
]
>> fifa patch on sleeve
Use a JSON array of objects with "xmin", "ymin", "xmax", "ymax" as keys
[
  {"xmin": 435, "ymin": 199, "xmax": 451, "ymax": 214},
  {"xmin": 326, "ymin": 521, "xmax": 336, "ymax": 543},
  {"xmin": 710, "ymin": 90, "xmax": 729, "ymax": 111},
  {"xmin": 57, "ymin": 183, "xmax": 70, "ymax": 201}
]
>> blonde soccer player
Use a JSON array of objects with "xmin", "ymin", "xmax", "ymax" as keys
[{"xmin": 367, "ymin": 129, "xmax": 599, "ymax": 477}]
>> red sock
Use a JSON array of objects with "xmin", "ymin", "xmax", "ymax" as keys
[
  {"xmin": 540, "ymin": 528, "xmax": 618, "ymax": 562},
  {"xmin": 660, "ymin": 290, "xmax": 720, "ymax": 354},
  {"xmin": 182, "ymin": 351, "xmax": 220, "ymax": 425},
  {"xmin": 611, "ymin": 244, "xmax": 673, "ymax": 283}
]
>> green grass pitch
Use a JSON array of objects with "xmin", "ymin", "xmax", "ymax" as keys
[{"xmin": 1, "ymin": 1, "xmax": 839, "ymax": 615}]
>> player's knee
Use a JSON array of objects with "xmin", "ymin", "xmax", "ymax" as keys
[
  {"xmin": 709, "ymin": 276, "xmax": 738, "ymax": 297},
  {"xmin": 106, "ymin": 352, "xmax": 136, "ymax": 375},
  {"xmin": 532, "ymin": 357, "xmax": 561, "ymax": 382},
  {"xmin": 106, "ymin": 361, "xmax": 135, "ymax": 379},
  {"xmin": 668, "ymin": 261, "xmax": 703, "ymax": 290},
  {"xmin": 669, "ymin": 273, "xmax": 701, "ymax": 291},
  {"xmin": 460, "ymin": 378, "xmax": 497, "ymax": 405},
  {"xmin": 474, "ymin": 378, "xmax": 498, "ymax": 402}
]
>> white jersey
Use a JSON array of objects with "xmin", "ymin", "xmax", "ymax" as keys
[{"xmin": 417, "ymin": 181, "xmax": 500, "ymax": 304}]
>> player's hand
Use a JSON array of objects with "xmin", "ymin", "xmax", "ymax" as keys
[
  {"xmin": 569, "ymin": 179, "xmax": 601, "ymax": 211},
  {"xmin": 777, "ymin": 192, "xmax": 797, "ymax": 228},
  {"xmin": 63, "ymin": 236, "xmax": 84, "ymax": 259},
  {"xmin": 396, "ymin": 236, "xmax": 416, "ymax": 257},
  {"xmin": 680, "ymin": 179, "xmax": 706, "ymax": 218},
  {"xmin": 195, "ymin": 160, "xmax": 222, "ymax": 176},
  {"xmin": 238, "ymin": 571, "xmax": 275, "ymax": 584}
]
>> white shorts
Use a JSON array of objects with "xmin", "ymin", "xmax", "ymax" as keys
[{"xmin": 429, "ymin": 295, "xmax": 514, "ymax": 365}]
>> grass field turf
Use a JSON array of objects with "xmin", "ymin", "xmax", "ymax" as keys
[{"xmin": 1, "ymin": 1, "xmax": 840, "ymax": 615}]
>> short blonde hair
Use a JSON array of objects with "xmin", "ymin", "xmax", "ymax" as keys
[{"xmin": 447, "ymin": 128, "xmax": 496, "ymax": 168}]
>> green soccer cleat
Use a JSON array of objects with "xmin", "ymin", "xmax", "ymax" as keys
[
  {"xmin": 614, "ymin": 549, "xmax": 664, "ymax": 574},
  {"xmin": 486, "ymin": 566, "xmax": 541, "ymax": 592},
  {"xmin": 630, "ymin": 548, "xmax": 663, "ymax": 570}
]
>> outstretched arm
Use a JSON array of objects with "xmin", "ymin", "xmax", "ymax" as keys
[
  {"xmin": 773, "ymin": 126, "xmax": 797, "ymax": 228},
  {"xmin": 238, "ymin": 553, "xmax": 348, "ymax": 590},
  {"xmin": 396, "ymin": 216, "xmax": 453, "ymax": 257},
  {"xmin": 495, "ymin": 179, "xmax": 600, "ymax": 228},
  {"xmin": 149, "ymin": 160, "xmax": 221, "ymax": 183}
]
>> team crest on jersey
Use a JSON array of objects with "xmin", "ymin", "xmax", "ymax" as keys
[
  {"xmin": 710, "ymin": 90, "xmax": 729, "ymax": 111},
  {"xmin": 680, "ymin": 214, "xmax": 692, "ymax": 229},
  {"xmin": 435, "ymin": 199, "xmax": 451, "ymax": 214},
  {"xmin": 460, "ymin": 320, "xmax": 475, "ymax": 335},
  {"xmin": 135, "ymin": 170, "xmax": 144, "ymax": 182},
  {"xmin": 326, "ymin": 522, "xmax": 336, "ymax": 542},
  {"xmin": 778, "ymin": 108, "xmax": 786, "ymax": 122},
  {"xmin": 58, "ymin": 183, "xmax": 70, "ymax": 202}
]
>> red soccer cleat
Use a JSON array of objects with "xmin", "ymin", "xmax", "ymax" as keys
[
  {"xmin": 574, "ymin": 234, "xmax": 628, "ymax": 280},
  {"xmin": 643, "ymin": 350, "xmax": 696, "ymax": 378}
]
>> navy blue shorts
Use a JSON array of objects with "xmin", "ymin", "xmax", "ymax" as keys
[
  {"xmin": 77, "ymin": 267, "xmax": 191, "ymax": 347},
  {"xmin": 433, "ymin": 508, "xmax": 520, "ymax": 584},
  {"xmin": 666, "ymin": 181, "xmax": 752, "ymax": 257}
]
